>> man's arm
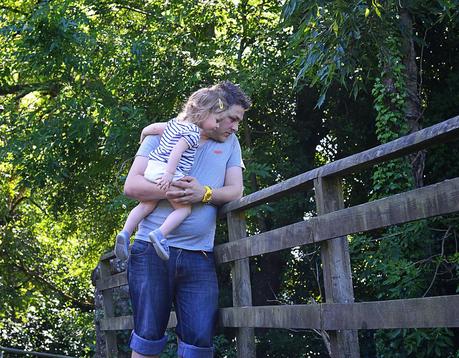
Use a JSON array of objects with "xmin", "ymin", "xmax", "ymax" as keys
[
  {"xmin": 167, "ymin": 166, "xmax": 243, "ymax": 205},
  {"xmin": 123, "ymin": 155, "xmax": 168, "ymax": 201},
  {"xmin": 210, "ymin": 166, "xmax": 243, "ymax": 205}
]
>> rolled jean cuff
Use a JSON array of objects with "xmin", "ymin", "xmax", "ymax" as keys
[
  {"xmin": 178, "ymin": 340, "xmax": 214, "ymax": 358},
  {"xmin": 129, "ymin": 331, "xmax": 167, "ymax": 356}
]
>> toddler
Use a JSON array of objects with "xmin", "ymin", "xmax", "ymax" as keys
[{"xmin": 115, "ymin": 87, "xmax": 228, "ymax": 260}]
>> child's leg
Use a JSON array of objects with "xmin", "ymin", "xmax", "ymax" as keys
[
  {"xmin": 149, "ymin": 200, "xmax": 192, "ymax": 260},
  {"xmin": 115, "ymin": 201, "xmax": 158, "ymax": 260},
  {"xmin": 123, "ymin": 201, "xmax": 159, "ymax": 236},
  {"xmin": 159, "ymin": 200, "xmax": 192, "ymax": 237}
]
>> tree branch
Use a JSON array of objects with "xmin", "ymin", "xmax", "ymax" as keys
[
  {"xmin": 11, "ymin": 261, "xmax": 95, "ymax": 312},
  {"xmin": 111, "ymin": 4, "xmax": 153, "ymax": 16},
  {"xmin": 422, "ymin": 226, "xmax": 450, "ymax": 297},
  {"xmin": 0, "ymin": 82, "xmax": 61, "ymax": 99}
]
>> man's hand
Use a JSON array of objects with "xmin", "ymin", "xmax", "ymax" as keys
[
  {"xmin": 166, "ymin": 176, "xmax": 206, "ymax": 205},
  {"xmin": 157, "ymin": 172, "xmax": 174, "ymax": 191}
]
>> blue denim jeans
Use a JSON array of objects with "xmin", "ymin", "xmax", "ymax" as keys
[{"xmin": 127, "ymin": 240, "xmax": 218, "ymax": 357}]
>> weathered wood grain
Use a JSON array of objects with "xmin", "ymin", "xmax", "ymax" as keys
[
  {"xmin": 99, "ymin": 260, "xmax": 118, "ymax": 357},
  {"xmin": 314, "ymin": 177, "xmax": 459, "ymax": 241},
  {"xmin": 99, "ymin": 295, "xmax": 459, "ymax": 331},
  {"xmin": 100, "ymin": 250, "xmax": 115, "ymax": 262},
  {"xmin": 215, "ymin": 178, "xmax": 459, "ymax": 264},
  {"xmin": 218, "ymin": 295, "xmax": 459, "ymax": 329},
  {"xmin": 218, "ymin": 304, "xmax": 321, "ymax": 329},
  {"xmin": 96, "ymin": 271, "xmax": 127, "ymax": 291},
  {"xmin": 220, "ymin": 115, "xmax": 459, "ymax": 215},
  {"xmin": 314, "ymin": 176, "xmax": 359, "ymax": 358},
  {"xmin": 216, "ymin": 220, "xmax": 315, "ymax": 264},
  {"xmin": 227, "ymin": 211, "xmax": 256, "ymax": 358},
  {"xmin": 100, "ymin": 312, "xmax": 177, "ymax": 331}
]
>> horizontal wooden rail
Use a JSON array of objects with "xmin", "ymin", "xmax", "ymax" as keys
[
  {"xmin": 220, "ymin": 115, "xmax": 459, "ymax": 216},
  {"xmin": 100, "ymin": 313, "xmax": 177, "ymax": 331},
  {"xmin": 218, "ymin": 295, "xmax": 459, "ymax": 330},
  {"xmin": 97, "ymin": 296, "xmax": 459, "ymax": 331},
  {"xmin": 100, "ymin": 250, "xmax": 116, "ymax": 262},
  {"xmin": 0, "ymin": 346, "xmax": 75, "ymax": 358},
  {"xmin": 96, "ymin": 272, "xmax": 127, "ymax": 290},
  {"xmin": 215, "ymin": 177, "xmax": 459, "ymax": 263}
]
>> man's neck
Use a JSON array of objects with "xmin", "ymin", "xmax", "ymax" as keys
[{"xmin": 199, "ymin": 134, "xmax": 210, "ymax": 144}]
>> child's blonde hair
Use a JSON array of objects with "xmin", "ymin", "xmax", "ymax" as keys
[{"xmin": 177, "ymin": 87, "xmax": 229, "ymax": 125}]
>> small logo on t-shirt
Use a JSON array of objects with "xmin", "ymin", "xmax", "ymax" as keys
[{"xmin": 213, "ymin": 150, "xmax": 223, "ymax": 154}]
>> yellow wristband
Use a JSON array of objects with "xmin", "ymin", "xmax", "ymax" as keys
[{"xmin": 202, "ymin": 185, "xmax": 212, "ymax": 203}]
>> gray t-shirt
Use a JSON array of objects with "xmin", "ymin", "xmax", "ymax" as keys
[{"xmin": 135, "ymin": 134, "xmax": 243, "ymax": 251}]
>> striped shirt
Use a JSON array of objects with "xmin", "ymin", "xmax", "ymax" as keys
[{"xmin": 149, "ymin": 118, "xmax": 201, "ymax": 174}]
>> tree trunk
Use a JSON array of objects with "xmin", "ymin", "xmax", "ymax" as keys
[{"xmin": 400, "ymin": 8, "xmax": 426, "ymax": 188}]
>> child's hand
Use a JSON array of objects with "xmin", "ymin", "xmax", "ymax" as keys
[{"xmin": 157, "ymin": 172, "xmax": 174, "ymax": 191}]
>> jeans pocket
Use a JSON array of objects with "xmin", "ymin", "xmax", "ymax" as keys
[{"xmin": 130, "ymin": 240, "xmax": 150, "ymax": 256}]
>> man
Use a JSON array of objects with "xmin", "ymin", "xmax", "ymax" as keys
[{"xmin": 124, "ymin": 81, "xmax": 251, "ymax": 358}]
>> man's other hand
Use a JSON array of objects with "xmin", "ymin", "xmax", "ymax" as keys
[{"xmin": 167, "ymin": 176, "xmax": 206, "ymax": 204}]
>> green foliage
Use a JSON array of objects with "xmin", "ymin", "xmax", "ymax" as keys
[
  {"xmin": 375, "ymin": 328, "xmax": 456, "ymax": 358},
  {"xmin": 284, "ymin": 0, "xmax": 459, "ymax": 355},
  {"xmin": 282, "ymin": 0, "xmax": 392, "ymax": 106},
  {"xmin": 0, "ymin": 296, "xmax": 95, "ymax": 356},
  {"xmin": 256, "ymin": 328, "xmax": 328, "ymax": 357}
]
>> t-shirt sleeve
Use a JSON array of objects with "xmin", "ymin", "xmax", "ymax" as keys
[
  {"xmin": 181, "ymin": 130, "xmax": 200, "ymax": 149},
  {"xmin": 136, "ymin": 135, "xmax": 161, "ymax": 157},
  {"xmin": 227, "ymin": 136, "xmax": 245, "ymax": 169}
]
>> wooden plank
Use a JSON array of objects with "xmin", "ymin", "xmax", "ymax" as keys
[
  {"xmin": 99, "ymin": 295, "xmax": 459, "ymax": 331},
  {"xmin": 227, "ymin": 211, "xmax": 256, "ymax": 358},
  {"xmin": 96, "ymin": 272, "xmax": 127, "ymax": 291},
  {"xmin": 100, "ymin": 250, "xmax": 115, "ymax": 262},
  {"xmin": 322, "ymin": 296, "xmax": 459, "ymax": 330},
  {"xmin": 215, "ymin": 177, "xmax": 459, "ymax": 264},
  {"xmin": 220, "ymin": 115, "xmax": 459, "ymax": 215},
  {"xmin": 314, "ymin": 177, "xmax": 459, "ymax": 241},
  {"xmin": 218, "ymin": 305, "xmax": 321, "ymax": 329},
  {"xmin": 0, "ymin": 346, "xmax": 75, "ymax": 358},
  {"xmin": 216, "ymin": 220, "xmax": 315, "ymax": 264},
  {"xmin": 99, "ymin": 261, "xmax": 118, "ymax": 357},
  {"xmin": 101, "ymin": 316, "xmax": 134, "ymax": 331},
  {"xmin": 314, "ymin": 176, "xmax": 359, "ymax": 358},
  {"xmin": 218, "ymin": 295, "xmax": 459, "ymax": 329},
  {"xmin": 100, "ymin": 313, "xmax": 177, "ymax": 331}
]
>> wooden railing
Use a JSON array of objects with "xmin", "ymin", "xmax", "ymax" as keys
[{"xmin": 95, "ymin": 115, "xmax": 459, "ymax": 357}]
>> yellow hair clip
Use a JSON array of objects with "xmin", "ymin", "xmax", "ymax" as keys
[{"xmin": 218, "ymin": 98, "xmax": 224, "ymax": 110}]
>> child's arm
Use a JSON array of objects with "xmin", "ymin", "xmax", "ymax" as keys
[
  {"xmin": 140, "ymin": 122, "xmax": 168, "ymax": 143},
  {"xmin": 157, "ymin": 138, "xmax": 190, "ymax": 191}
]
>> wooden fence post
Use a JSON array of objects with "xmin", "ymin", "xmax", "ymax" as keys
[
  {"xmin": 314, "ymin": 176, "xmax": 360, "ymax": 358},
  {"xmin": 100, "ymin": 260, "xmax": 119, "ymax": 358},
  {"xmin": 227, "ymin": 210, "xmax": 256, "ymax": 358}
]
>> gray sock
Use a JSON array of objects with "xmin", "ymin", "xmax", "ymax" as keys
[
  {"xmin": 119, "ymin": 229, "xmax": 130, "ymax": 240},
  {"xmin": 153, "ymin": 229, "xmax": 165, "ymax": 241}
]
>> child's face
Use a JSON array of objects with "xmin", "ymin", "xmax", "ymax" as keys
[{"xmin": 199, "ymin": 113, "xmax": 220, "ymax": 131}]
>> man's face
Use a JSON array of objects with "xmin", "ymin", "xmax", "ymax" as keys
[{"xmin": 202, "ymin": 105, "xmax": 245, "ymax": 142}]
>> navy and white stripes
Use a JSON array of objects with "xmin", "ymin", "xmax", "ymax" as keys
[{"xmin": 149, "ymin": 118, "xmax": 200, "ymax": 174}]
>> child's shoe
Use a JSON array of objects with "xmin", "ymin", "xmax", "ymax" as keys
[
  {"xmin": 149, "ymin": 229, "xmax": 169, "ymax": 260},
  {"xmin": 115, "ymin": 230, "xmax": 130, "ymax": 261}
]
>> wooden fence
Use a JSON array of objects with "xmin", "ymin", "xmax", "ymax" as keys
[{"xmin": 95, "ymin": 115, "xmax": 459, "ymax": 357}]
